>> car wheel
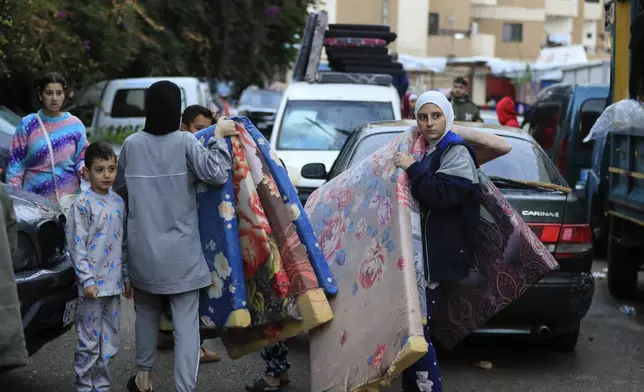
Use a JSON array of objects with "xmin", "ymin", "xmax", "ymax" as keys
[
  {"xmin": 607, "ymin": 236, "xmax": 638, "ymax": 299},
  {"xmin": 549, "ymin": 324, "xmax": 580, "ymax": 352}
]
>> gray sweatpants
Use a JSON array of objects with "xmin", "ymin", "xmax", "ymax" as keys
[
  {"xmin": 74, "ymin": 295, "xmax": 121, "ymax": 392},
  {"xmin": 134, "ymin": 288, "xmax": 201, "ymax": 392}
]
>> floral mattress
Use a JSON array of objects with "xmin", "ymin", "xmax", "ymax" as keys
[
  {"xmin": 193, "ymin": 117, "xmax": 337, "ymax": 359},
  {"xmin": 305, "ymin": 127, "xmax": 559, "ymax": 391}
]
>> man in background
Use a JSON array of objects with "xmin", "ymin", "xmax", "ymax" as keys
[{"xmin": 451, "ymin": 76, "xmax": 483, "ymax": 122}]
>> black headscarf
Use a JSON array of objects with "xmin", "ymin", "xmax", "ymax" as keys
[{"xmin": 143, "ymin": 80, "xmax": 182, "ymax": 135}]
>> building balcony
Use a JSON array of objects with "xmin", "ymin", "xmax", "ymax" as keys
[
  {"xmin": 583, "ymin": 1, "xmax": 602, "ymax": 21},
  {"xmin": 544, "ymin": 0, "xmax": 579, "ymax": 18},
  {"xmin": 470, "ymin": 0, "xmax": 497, "ymax": 5},
  {"xmin": 425, "ymin": 30, "xmax": 495, "ymax": 58}
]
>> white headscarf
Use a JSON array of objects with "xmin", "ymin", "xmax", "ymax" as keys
[{"xmin": 414, "ymin": 90, "xmax": 455, "ymax": 132}]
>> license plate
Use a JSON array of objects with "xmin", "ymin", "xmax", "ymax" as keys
[{"xmin": 63, "ymin": 298, "xmax": 78, "ymax": 327}]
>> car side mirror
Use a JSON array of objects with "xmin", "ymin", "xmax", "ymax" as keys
[{"xmin": 301, "ymin": 163, "xmax": 327, "ymax": 180}]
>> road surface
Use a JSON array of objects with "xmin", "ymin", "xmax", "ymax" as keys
[{"xmin": 2, "ymin": 261, "xmax": 644, "ymax": 391}]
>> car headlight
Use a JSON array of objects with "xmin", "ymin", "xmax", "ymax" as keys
[{"xmin": 12, "ymin": 233, "xmax": 37, "ymax": 272}]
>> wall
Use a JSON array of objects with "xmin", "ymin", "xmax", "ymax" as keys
[
  {"xmin": 582, "ymin": 20, "xmax": 598, "ymax": 53},
  {"xmin": 397, "ymin": 0, "xmax": 430, "ymax": 56},
  {"xmin": 476, "ymin": 19, "xmax": 544, "ymax": 60},
  {"xmin": 544, "ymin": 0, "xmax": 579, "ymax": 18},
  {"xmin": 544, "ymin": 16, "xmax": 573, "ymax": 43}
]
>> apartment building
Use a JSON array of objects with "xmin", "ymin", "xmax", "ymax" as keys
[{"xmin": 311, "ymin": 0, "xmax": 609, "ymax": 61}]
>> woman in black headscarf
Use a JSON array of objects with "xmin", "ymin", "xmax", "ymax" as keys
[{"xmin": 114, "ymin": 81, "xmax": 238, "ymax": 392}]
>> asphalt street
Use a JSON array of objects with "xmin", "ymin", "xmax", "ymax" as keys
[{"xmin": 2, "ymin": 260, "xmax": 644, "ymax": 392}]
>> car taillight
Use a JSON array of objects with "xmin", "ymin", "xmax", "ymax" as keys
[{"xmin": 528, "ymin": 223, "xmax": 593, "ymax": 258}]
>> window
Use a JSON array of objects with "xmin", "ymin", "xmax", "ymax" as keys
[
  {"xmin": 481, "ymin": 136, "xmax": 562, "ymax": 185},
  {"xmin": 277, "ymin": 100, "xmax": 395, "ymax": 150},
  {"xmin": 503, "ymin": 23, "xmax": 523, "ymax": 42},
  {"xmin": 349, "ymin": 132, "xmax": 401, "ymax": 167},
  {"xmin": 530, "ymin": 105, "xmax": 561, "ymax": 151},
  {"xmin": 381, "ymin": 0, "xmax": 389, "ymax": 25},
  {"xmin": 428, "ymin": 13, "xmax": 439, "ymax": 36},
  {"xmin": 110, "ymin": 88, "xmax": 186, "ymax": 118},
  {"xmin": 345, "ymin": 131, "xmax": 561, "ymax": 185},
  {"xmin": 577, "ymin": 99, "xmax": 605, "ymax": 149},
  {"xmin": 239, "ymin": 90, "xmax": 282, "ymax": 109}
]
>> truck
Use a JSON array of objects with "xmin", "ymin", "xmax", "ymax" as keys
[{"xmin": 586, "ymin": 0, "xmax": 644, "ymax": 298}]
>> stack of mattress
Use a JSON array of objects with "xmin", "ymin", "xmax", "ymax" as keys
[{"xmin": 324, "ymin": 24, "xmax": 403, "ymax": 75}]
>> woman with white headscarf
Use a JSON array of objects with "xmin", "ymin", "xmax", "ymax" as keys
[{"xmin": 394, "ymin": 91, "xmax": 482, "ymax": 392}]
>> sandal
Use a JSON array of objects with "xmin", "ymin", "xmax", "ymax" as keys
[
  {"xmin": 245, "ymin": 376, "xmax": 282, "ymax": 392},
  {"xmin": 199, "ymin": 347, "xmax": 221, "ymax": 363},
  {"xmin": 127, "ymin": 375, "xmax": 153, "ymax": 392}
]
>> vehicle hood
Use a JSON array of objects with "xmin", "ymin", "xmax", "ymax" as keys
[{"xmin": 3, "ymin": 184, "xmax": 61, "ymax": 223}]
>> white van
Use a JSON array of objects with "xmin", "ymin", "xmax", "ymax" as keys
[
  {"xmin": 269, "ymin": 76, "xmax": 401, "ymax": 203},
  {"xmin": 69, "ymin": 77, "xmax": 214, "ymax": 141}
]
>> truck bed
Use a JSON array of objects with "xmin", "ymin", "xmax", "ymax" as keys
[{"xmin": 608, "ymin": 129, "xmax": 644, "ymax": 226}]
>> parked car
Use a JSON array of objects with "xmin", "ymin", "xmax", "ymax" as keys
[
  {"xmin": 2, "ymin": 183, "xmax": 77, "ymax": 358},
  {"xmin": 0, "ymin": 110, "xmax": 78, "ymax": 359},
  {"xmin": 66, "ymin": 77, "xmax": 215, "ymax": 143},
  {"xmin": 236, "ymin": 87, "xmax": 283, "ymax": 137},
  {"xmin": 522, "ymin": 83, "xmax": 609, "ymax": 200},
  {"xmin": 270, "ymin": 73, "xmax": 401, "ymax": 204},
  {"xmin": 301, "ymin": 120, "xmax": 594, "ymax": 351},
  {"xmin": 0, "ymin": 106, "xmax": 20, "ymax": 182}
]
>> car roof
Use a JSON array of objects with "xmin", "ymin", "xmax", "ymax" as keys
[
  {"xmin": 358, "ymin": 119, "xmax": 535, "ymax": 142},
  {"xmin": 284, "ymin": 81, "xmax": 398, "ymax": 102},
  {"xmin": 107, "ymin": 77, "xmax": 201, "ymax": 88}
]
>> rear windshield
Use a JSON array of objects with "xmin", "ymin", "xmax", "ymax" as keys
[
  {"xmin": 110, "ymin": 88, "xmax": 186, "ymax": 118},
  {"xmin": 481, "ymin": 136, "xmax": 562, "ymax": 184},
  {"xmin": 347, "ymin": 132, "xmax": 562, "ymax": 185},
  {"xmin": 277, "ymin": 100, "xmax": 395, "ymax": 150},
  {"xmin": 239, "ymin": 90, "xmax": 282, "ymax": 108}
]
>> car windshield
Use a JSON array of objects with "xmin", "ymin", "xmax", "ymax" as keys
[
  {"xmin": 347, "ymin": 131, "xmax": 562, "ymax": 185},
  {"xmin": 0, "ymin": 106, "xmax": 21, "ymax": 126},
  {"xmin": 239, "ymin": 90, "xmax": 282, "ymax": 108},
  {"xmin": 0, "ymin": 107, "xmax": 20, "ymax": 146},
  {"xmin": 277, "ymin": 100, "xmax": 395, "ymax": 150}
]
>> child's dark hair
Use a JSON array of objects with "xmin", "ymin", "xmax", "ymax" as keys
[
  {"xmin": 84, "ymin": 141, "xmax": 117, "ymax": 169},
  {"xmin": 181, "ymin": 105, "xmax": 214, "ymax": 127},
  {"xmin": 36, "ymin": 72, "xmax": 68, "ymax": 93},
  {"xmin": 453, "ymin": 76, "xmax": 468, "ymax": 86}
]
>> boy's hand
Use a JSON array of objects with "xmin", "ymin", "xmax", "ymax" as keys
[
  {"xmin": 394, "ymin": 152, "xmax": 416, "ymax": 170},
  {"xmin": 214, "ymin": 118, "xmax": 240, "ymax": 139},
  {"xmin": 123, "ymin": 283, "xmax": 133, "ymax": 299},
  {"xmin": 84, "ymin": 285, "xmax": 98, "ymax": 299}
]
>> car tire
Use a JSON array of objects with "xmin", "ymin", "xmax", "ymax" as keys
[
  {"xmin": 549, "ymin": 324, "xmax": 580, "ymax": 352},
  {"xmin": 327, "ymin": 53, "xmax": 392, "ymax": 62},
  {"xmin": 607, "ymin": 235, "xmax": 638, "ymax": 299},
  {"xmin": 328, "ymin": 24, "xmax": 391, "ymax": 32},
  {"xmin": 324, "ymin": 29, "xmax": 398, "ymax": 43},
  {"xmin": 325, "ymin": 46, "xmax": 389, "ymax": 55},
  {"xmin": 343, "ymin": 66, "xmax": 405, "ymax": 75}
]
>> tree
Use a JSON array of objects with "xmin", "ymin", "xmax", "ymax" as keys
[{"xmin": 0, "ymin": 0, "xmax": 315, "ymax": 115}]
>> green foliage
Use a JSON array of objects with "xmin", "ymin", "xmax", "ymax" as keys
[{"xmin": 0, "ymin": 0, "xmax": 314, "ymax": 113}]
